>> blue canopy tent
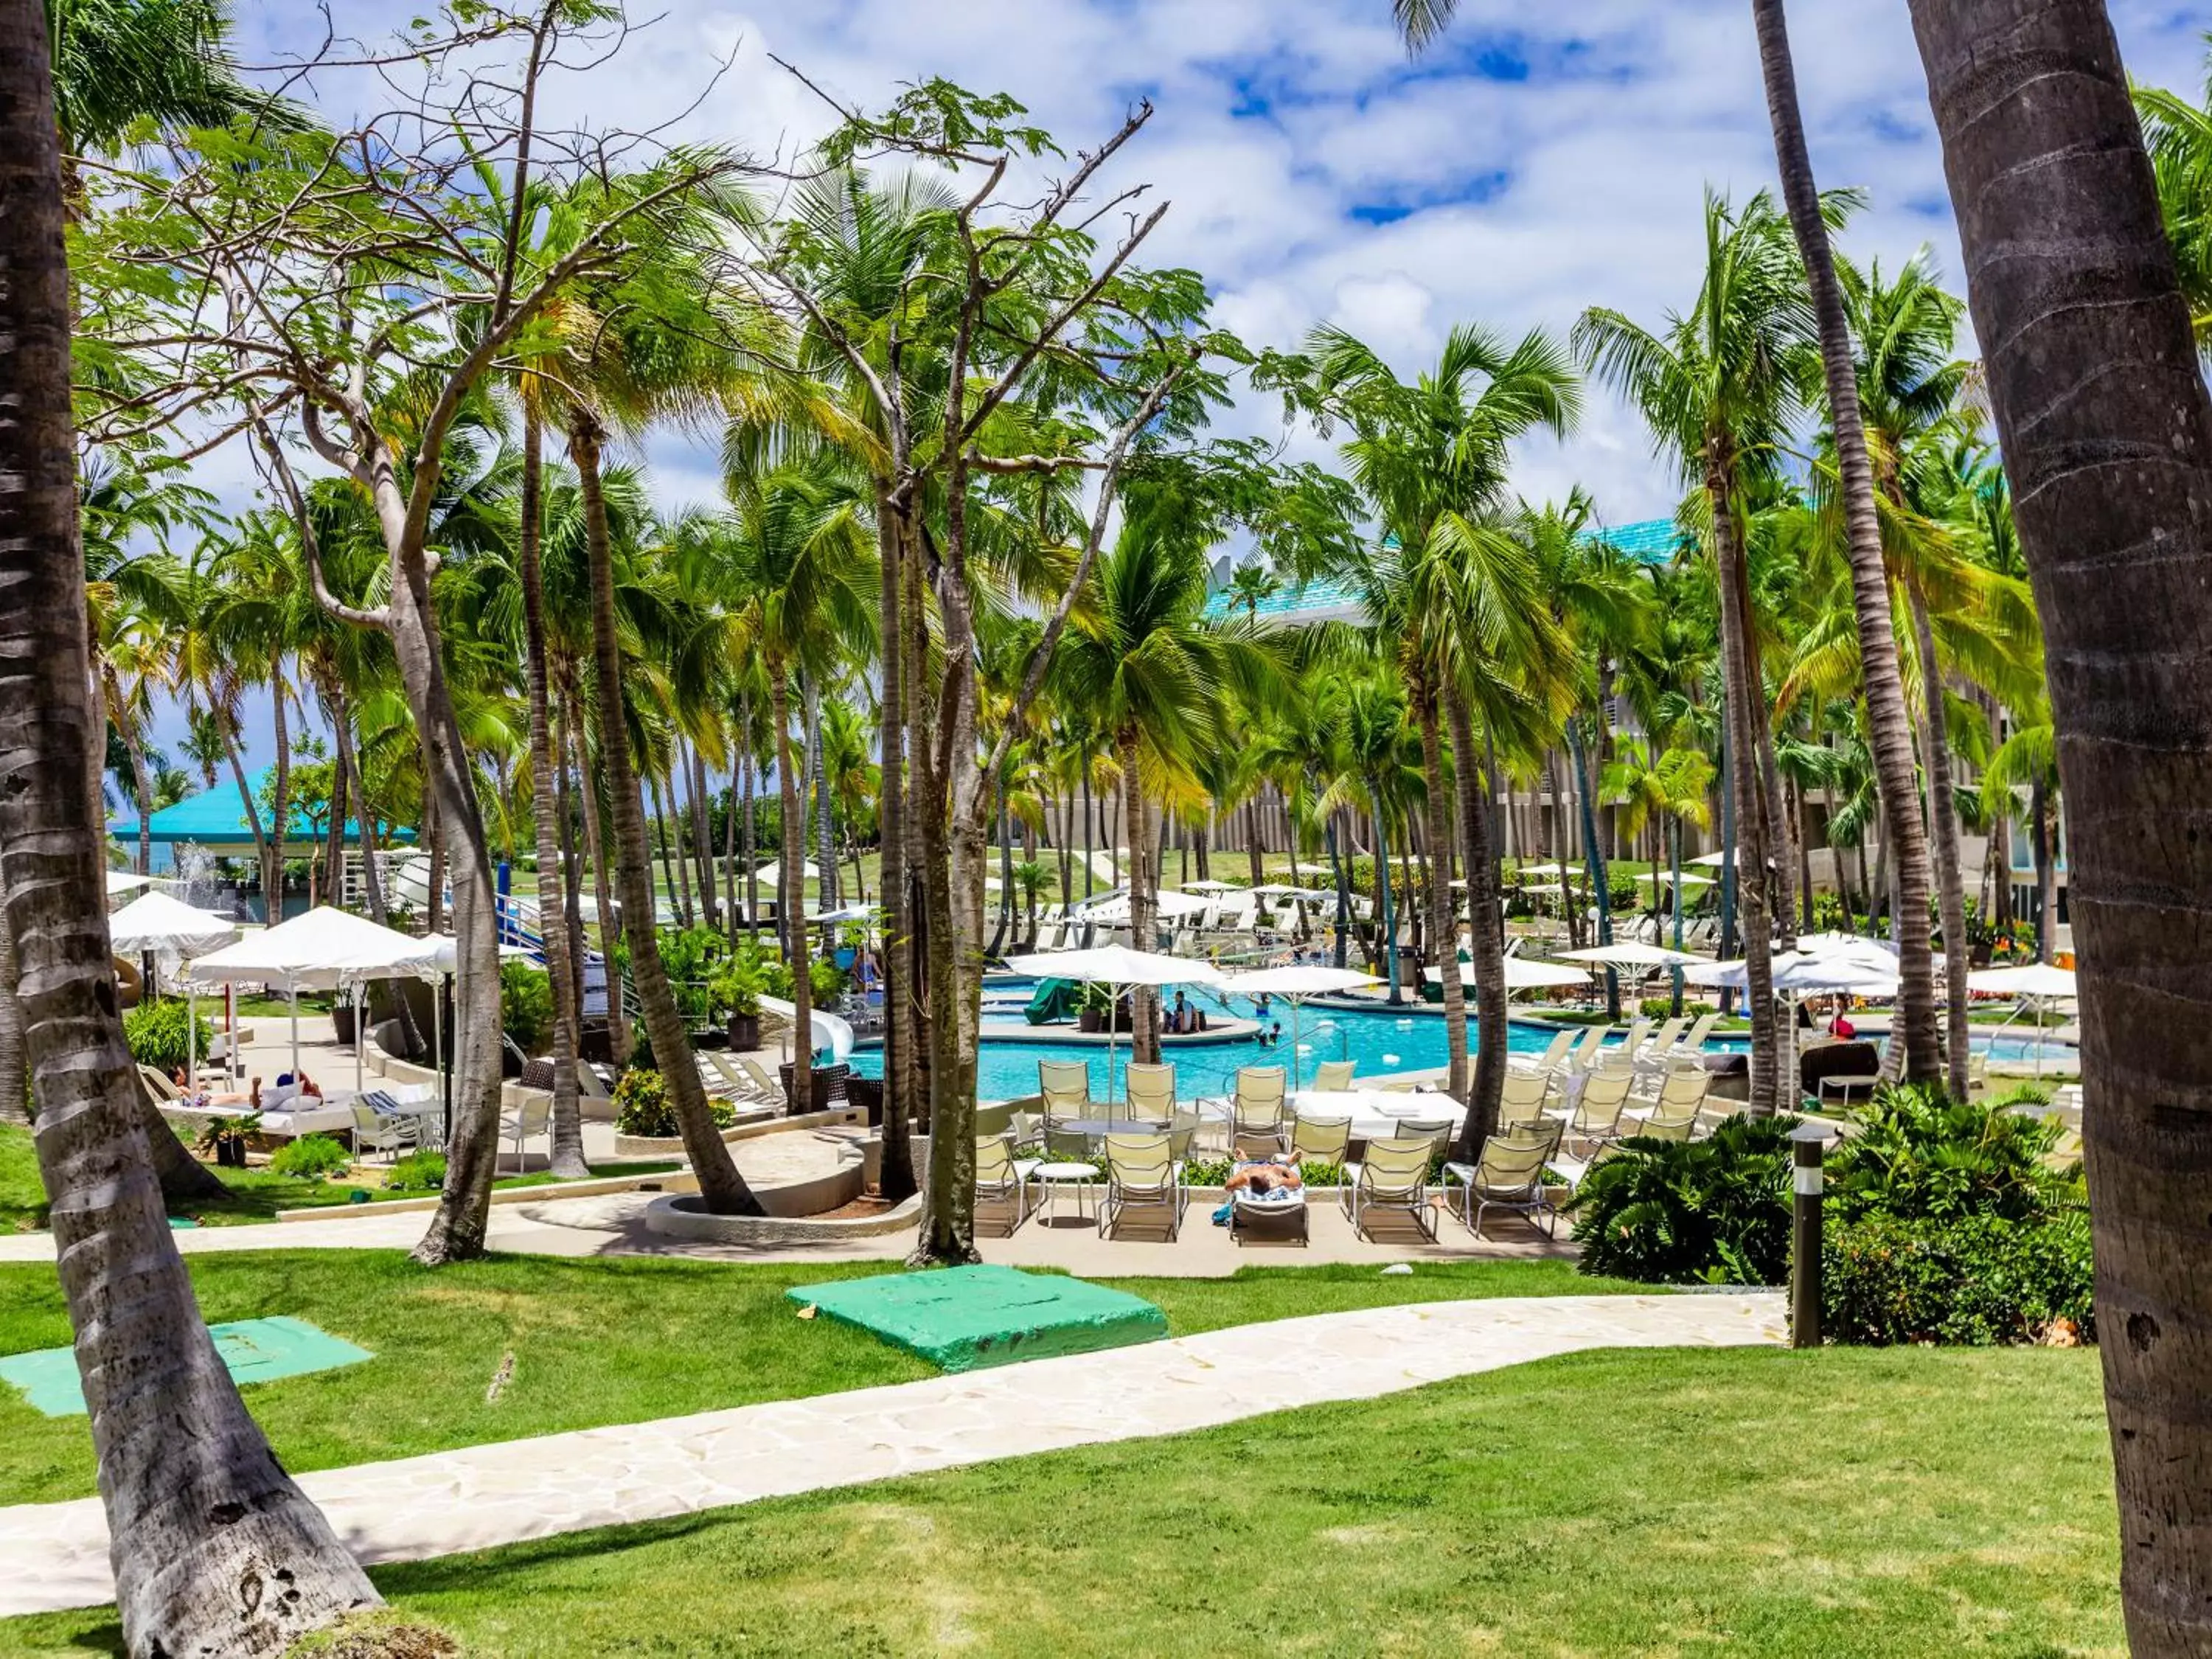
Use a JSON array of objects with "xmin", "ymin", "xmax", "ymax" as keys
[{"xmin": 108, "ymin": 765, "xmax": 411, "ymax": 859}]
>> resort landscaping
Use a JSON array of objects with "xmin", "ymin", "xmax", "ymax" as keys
[{"xmin": 0, "ymin": 0, "xmax": 2206, "ymax": 1653}]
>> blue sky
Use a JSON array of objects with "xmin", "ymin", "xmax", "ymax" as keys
[{"xmin": 151, "ymin": 0, "xmax": 2207, "ymax": 773}]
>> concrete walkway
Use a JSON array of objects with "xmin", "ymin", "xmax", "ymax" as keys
[{"xmin": 0, "ymin": 1291, "xmax": 1784, "ymax": 1615}]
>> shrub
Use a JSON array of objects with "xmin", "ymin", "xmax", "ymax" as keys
[
  {"xmin": 709, "ymin": 956, "xmax": 764, "ymax": 1018},
  {"xmin": 122, "ymin": 998, "xmax": 212, "ymax": 1074},
  {"xmin": 1829, "ymin": 1085, "xmax": 2080, "ymax": 1225},
  {"xmin": 1607, "ymin": 874, "xmax": 1639, "ymax": 911},
  {"xmin": 809, "ymin": 956, "xmax": 845, "ymax": 1006},
  {"xmin": 270, "ymin": 1134, "xmax": 353, "ymax": 1178},
  {"xmin": 384, "ymin": 1150, "xmax": 446, "ymax": 1193},
  {"xmin": 498, "ymin": 960, "xmax": 554, "ymax": 1057},
  {"xmin": 1183, "ymin": 1156, "xmax": 1342, "ymax": 1188},
  {"xmin": 612, "ymin": 1067, "xmax": 734, "ymax": 1138},
  {"xmin": 1823, "ymin": 1211, "xmax": 2095, "ymax": 1346},
  {"xmin": 1568, "ymin": 1114, "xmax": 1800, "ymax": 1286}
]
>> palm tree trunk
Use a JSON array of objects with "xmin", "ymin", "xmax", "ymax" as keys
[
  {"xmin": 1753, "ymin": 0, "xmax": 1941, "ymax": 1084},
  {"xmin": 129, "ymin": 737, "xmax": 154, "ymax": 877},
  {"xmin": 0, "ymin": 24, "xmax": 381, "ymax": 1637},
  {"xmin": 1415, "ymin": 684, "xmax": 1469, "ymax": 1100},
  {"xmin": 1709, "ymin": 467, "xmax": 1781, "ymax": 1113},
  {"xmin": 872, "ymin": 511, "xmax": 912, "ymax": 1200},
  {"xmin": 268, "ymin": 669, "xmax": 291, "ymax": 924},
  {"xmin": 2031, "ymin": 777, "xmax": 2056, "ymax": 963},
  {"xmin": 1328, "ymin": 814, "xmax": 1351, "ymax": 970},
  {"xmin": 574, "ymin": 416, "xmax": 759, "ymax": 1214},
  {"xmin": 721, "ymin": 745, "xmax": 742, "ymax": 947},
  {"xmin": 218, "ymin": 712, "xmax": 271, "ymax": 911},
  {"xmin": 688, "ymin": 741, "xmax": 720, "ymax": 933},
  {"xmin": 1909, "ymin": 586, "xmax": 1973, "ymax": 1101},
  {"xmin": 1121, "ymin": 735, "xmax": 1162, "ymax": 1063},
  {"xmin": 1447, "ymin": 689, "xmax": 1509, "ymax": 1159},
  {"xmin": 569, "ymin": 685, "xmax": 626, "ymax": 1058},
  {"xmin": 518, "ymin": 405, "xmax": 588, "ymax": 1178},
  {"xmin": 740, "ymin": 701, "xmax": 759, "ymax": 940},
  {"xmin": 655, "ymin": 769, "xmax": 692, "ymax": 929},
  {"xmin": 1371, "ymin": 790, "xmax": 1401, "ymax": 1006},
  {"xmin": 809, "ymin": 681, "xmax": 837, "ymax": 914},
  {"xmin": 318, "ymin": 695, "xmax": 347, "ymax": 908},
  {"xmin": 1567, "ymin": 717, "xmax": 1618, "ymax": 1019},
  {"xmin": 768, "ymin": 663, "xmax": 815, "ymax": 1116},
  {"xmin": 1245, "ymin": 798, "xmax": 1265, "ymax": 888}
]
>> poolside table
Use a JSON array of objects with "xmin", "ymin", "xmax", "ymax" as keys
[{"xmin": 1192, "ymin": 1090, "xmax": 1459, "ymax": 1144}]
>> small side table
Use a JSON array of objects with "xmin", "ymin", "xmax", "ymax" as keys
[{"xmin": 1033, "ymin": 1160, "xmax": 1101, "ymax": 1225}]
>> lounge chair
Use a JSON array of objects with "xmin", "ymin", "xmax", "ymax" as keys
[
  {"xmin": 351, "ymin": 1100, "xmax": 418, "ymax": 1163},
  {"xmin": 1392, "ymin": 1113, "xmax": 1457, "ymax": 1166},
  {"xmin": 1626, "ymin": 1099, "xmax": 1700, "ymax": 1141},
  {"xmin": 1289, "ymin": 1115, "xmax": 1351, "ymax": 1166},
  {"xmin": 1038, "ymin": 1058, "xmax": 1093, "ymax": 1119},
  {"xmin": 1625, "ymin": 1067, "xmax": 1711, "ymax": 1133},
  {"xmin": 1230, "ymin": 1184, "xmax": 1310, "ymax": 1246},
  {"xmin": 974, "ymin": 1134, "xmax": 1043, "ymax": 1235},
  {"xmin": 500, "ymin": 1095, "xmax": 552, "ymax": 1170},
  {"xmin": 1442, "ymin": 1124, "xmax": 1562, "ymax": 1237},
  {"xmin": 1341, "ymin": 1135, "xmax": 1437, "ymax": 1241},
  {"xmin": 1499, "ymin": 1071, "xmax": 1553, "ymax": 1130},
  {"xmin": 1124, "ymin": 1061, "xmax": 1178, "ymax": 1120},
  {"xmin": 1565, "ymin": 1025, "xmax": 1611, "ymax": 1074},
  {"xmin": 1511, "ymin": 1028, "xmax": 1576, "ymax": 1079},
  {"xmin": 1231, "ymin": 1065, "xmax": 1287, "ymax": 1155},
  {"xmin": 1310, "ymin": 1058, "xmax": 1356, "ymax": 1091},
  {"xmin": 1100, "ymin": 1133, "xmax": 1184, "ymax": 1239},
  {"xmin": 1559, "ymin": 1068, "xmax": 1634, "ymax": 1158},
  {"xmin": 1639, "ymin": 1015, "xmax": 1688, "ymax": 1065},
  {"xmin": 1672, "ymin": 1012, "xmax": 1720, "ymax": 1057}
]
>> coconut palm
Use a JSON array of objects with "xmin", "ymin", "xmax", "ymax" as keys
[
  {"xmin": 1049, "ymin": 489, "xmax": 1278, "ymax": 1062},
  {"xmin": 1287, "ymin": 320, "xmax": 1579, "ymax": 1119},
  {"xmin": 0, "ymin": 10, "xmax": 377, "ymax": 1648},
  {"xmin": 1744, "ymin": 0, "xmax": 1947, "ymax": 1093},
  {"xmin": 1576, "ymin": 190, "xmax": 1816, "ymax": 1115},
  {"xmin": 694, "ymin": 466, "xmax": 878, "ymax": 1109},
  {"xmin": 2136, "ymin": 43, "xmax": 2212, "ymax": 354}
]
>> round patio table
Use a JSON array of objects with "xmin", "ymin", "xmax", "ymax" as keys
[
  {"xmin": 1033, "ymin": 1160, "xmax": 1101, "ymax": 1224},
  {"xmin": 1057, "ymin": 1116, "xmax": 1201, "ymax": 1138}
]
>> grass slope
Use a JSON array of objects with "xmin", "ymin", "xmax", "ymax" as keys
[
  {"xmin": 0, "ymin": 1345, "xmax": 2117, "ymax": 1658},
  {"xmin": 0, "ymin": 1254, "xmax": 1622, "ymax": 1506}
]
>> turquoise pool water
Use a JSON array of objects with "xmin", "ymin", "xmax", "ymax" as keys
[{"xmin": 849, "ymin": 992, "xmax": 2069, "ymax": 1100}]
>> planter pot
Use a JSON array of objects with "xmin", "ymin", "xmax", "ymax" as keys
[
  {"xmin": 692, "ymin": 1028, "xmax": 728, "ymax": 1051},
  {"xmin": 332, "ymin": 1004, "xmax": 358, "ymax": 1046},
  {"xmin": 727, "ymin": 1012, "xmax": 761, "ymax": 1052},
  {"xmin": 1077, "ymin": 1009, "xmax": 1102, "ymax": 1034},
  {"xmin": 215, "ymin": 1138, "xmax": 247, "ymax": 1169}
]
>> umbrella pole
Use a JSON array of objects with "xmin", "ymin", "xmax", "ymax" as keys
[
  {"xmin": 289, "ymin": 985, "xmax": 299, "ymax": 1077},
  {"xmin": 187, "ymin": 987, "xmax": 196, "ymax": 1094},
  {"xmin": 353, "ymin": 983, "xmax": 364, "ymax": 1094}
]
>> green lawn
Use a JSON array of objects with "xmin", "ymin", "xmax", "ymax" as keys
[
  {"xmin": 0, "ymin": 1125, "xmax": 678, "ymax": 1231},
  {"xmin": 0, "ymin": 1344, "xmax": 2118, "ymax": 1658},
  {"xmin": 0, "ymin": 1253, "xmax": 1629, "ymax": 1508}
]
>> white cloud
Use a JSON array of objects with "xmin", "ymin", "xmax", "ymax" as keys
[{"xmin": 142, "ymin": 0, "xmax": 2199, "ymax": 762}]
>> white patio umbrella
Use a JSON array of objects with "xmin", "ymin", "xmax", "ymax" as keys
[
  {"xmin": 750, "ymin": 860, "xmax": 821, "ymax": 888},
  {"xmin": 1001, "ymin": 944, "xmax": 1227, "ymax": 1103},
  {"xmin": 1426, "ymin": 958, "xmax": 1596, "ymax": 992},
  {"xmin": 105, "ymin": 869, "xmax": 167, "ymax": 899},
  {"xmin": 1558, "ymin": 942, "xmax": 1711, "ymax": 970},
  {"xmin": 1078, "ymin": 888, "xmax": 1212, "ymax": 925},
  {"xmin": 1217, "ymin": 964, "xmax": 1380, "ymax": 1088},
  {"xmin": 1688, "ymin": 849, "xmax": 1736, "ymax": 868},
  {"xmin": 1517, "ymin": 863, "xmax": 1568, "ymax": 877},
  {"xmin": 1966, "ymin": 961, "xmax": 2078, "ymax": 1075},
  {"xmin": 109, "ymin": 891, "xmax": 239, "ymax": 1088},
  {"xmin": 1639, "ymin": 870, "xmax": 1714, "ymax": 887},
  {"xmin": 1182, "ymin": 879, "xmax": 1242, "ymax": 894},
  {"xmin": 190, "ymin": 905, "xmax": 443, "ymax": 1078}
]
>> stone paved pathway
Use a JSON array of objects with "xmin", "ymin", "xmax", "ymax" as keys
[{"xmin": 0, "ymin": 1292, "xmax": 1784, "ymax": 1615}]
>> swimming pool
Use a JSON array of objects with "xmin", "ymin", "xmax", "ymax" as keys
[{"xmin": 848, "ymin": 995, "xmax": 2070, "ymax": 1101}]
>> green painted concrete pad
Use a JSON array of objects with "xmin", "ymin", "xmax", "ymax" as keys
[
  {"xmin": 0, "ymin": 1317, "xmax": 372, "ymax": 1417},
  {"xmin": 788, "ymin": 1266, "xmax": 1167, "ymax": 1373}
]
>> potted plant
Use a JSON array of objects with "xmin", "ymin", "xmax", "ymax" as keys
[
  {"xmin": 712, "ymin": 957, "xmax": 765, "ymax": 1053},
  {"xmin": 1076, "ymin": 981, "xmax": 1113, "ymax": 1034},
  {"xmin": 196, "ymin": 1113, "xmax": 260, "ymax": 1169}
]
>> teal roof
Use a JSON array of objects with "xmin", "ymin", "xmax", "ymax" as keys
[
  {"xmin": 1204, "ymin": 517, "xmax": 1688, "ymax": 625},
  {"xmin": 108, "ymin": 765, "xmax": 408, "ymax": 847}
]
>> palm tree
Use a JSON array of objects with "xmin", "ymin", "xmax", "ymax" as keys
[
  {"xmin": 1908, "ymin": 4, "xmax": 2212, "ymax": 1643},
  {"xmin": 1747, "ymin": 0, "xmax": 1946, "ymax": 1091},
  {"xmin": 1223, "ymin": 562, "xmax": 1282, "ymax": 622},
  {"xmin": 1576, "ymin": 191, "xmax": 1815, "ymax": 1115},
  {"xmin": 1051, "ymin": 490, "xmax": 1276, "ymax": 1062},
  {"xmin": 49, "ymin": 0, "xmax": 290, "ymax": 159},
  {"xmin": 0, "ymin": 9, "xmax": 378, "ymax": 1648},
  {"xmin": 700, "ymin": 467, "xmax": 878, "ymax": 1110},
  {"xmin": 2136, "ymin": 41, "xmax": 2212, "ymax": 354},
  {"xmin": 1289, "ymin": 321, "xmax": 1579, "ymax": 1115}
]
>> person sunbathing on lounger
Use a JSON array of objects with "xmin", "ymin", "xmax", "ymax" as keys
[
  {"xmin": 172, "ymin": 1068, "xmax": 260, "ymax": 1110},
  {"xmin": 1225, "ymin": 1155, "xmax": 1304, "ymax": 1196}
]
